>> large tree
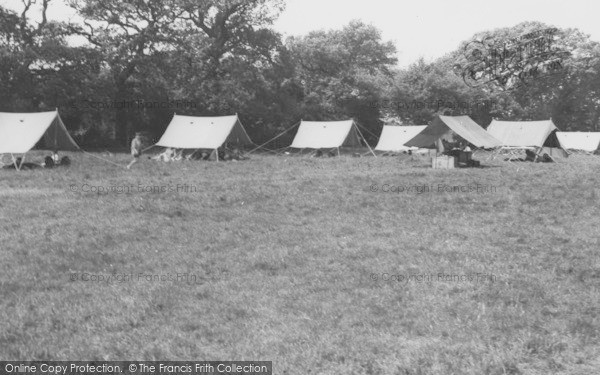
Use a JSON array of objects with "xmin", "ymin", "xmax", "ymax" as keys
[
  {"xmin": 286, "ymin": 20, "xmax": 397, "ymax": 142},
  {"xmin": 66, "ymin": 0, "xmax": 183, "ymax": 145},
  {"xmin": 66, "ymin": 0, "xmax": 286, "ymax": 145},
  {"xmin": 452, "ymin": 22, "xmax": 600, "ymax": 130}
]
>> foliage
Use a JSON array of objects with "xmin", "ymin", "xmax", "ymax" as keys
[{"xmin": 1, "ymin": 5, "xmax": 599, "ymax": 147}]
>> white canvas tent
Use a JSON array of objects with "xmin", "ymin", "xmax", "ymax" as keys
[
  {"xmin": 0, "ymin": 110, "xmax": 79, "ymax": 153},
  {"xmin": 0, "ymin": 110, "xmax": 80, "ymax": 170},
  {"xmin": 487, "ymin": 119, "xmax": 558, "ymax": 148},
  {"xmin": 155, "ymin": 114, "xmax": 253, "ymax": 160},
  {"xmin": 290, "ymin": 120, "xmax": 363, "ymax": 149},
  {"xmin": 405, "ymin": 115, "xmax": 501, "ymax": 150},
  {"xmin": 556, "ymin": 132, "xmax": 600, "ymax": 153},
  {"xmin": 375, "ymin": 125, "xmax": 427, "ymax": 152},
  {"xmin": 486, "ymin": 119, "xmax": 567, "ymax": 159}
]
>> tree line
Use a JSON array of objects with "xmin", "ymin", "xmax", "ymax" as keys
[{"xmin": 1, "ymin": 0, "xmax": 599, "ymax": 149}]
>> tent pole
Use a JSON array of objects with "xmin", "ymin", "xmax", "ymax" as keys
[
  {"xmin": 353, "ymin": 122, "xmax": 376, "ymax": 157},
  {"xmin": 215, "ymin": 148, "xmax": 219, "ymax": 162},
  {"xmin": 245, "ymin": 121, "xmax": 301, "ymax": 155},
  {"xmin": 337, "ymin": 147, "xmax": 340, "ymax": 157},
  {"xmin": 355, "ymin": 121, "xmax": 380, "ymax": 140},
  {"xmin": 11, "ymin": 154, "xmax": 20, "ymax": 171}
]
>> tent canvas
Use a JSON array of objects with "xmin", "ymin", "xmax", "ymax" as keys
[
  {"xmin": 0, "ymin": 110, "xmax": 79, "ymax": 153},
  {"xmin": 486, "ymin": 119, "xmax": 558, "ymax": 148},
  {"xmin": 155, "ymin": 114, "xmax": 253, "ymax": 150},
  {"xmin": 375, "ymin": 125, "xmax": 427, "ymax": 152},
  {"xmin": 405, "ymin": 115, "xmax": 501, "ymax": 149},
  {"xmin": 290, "ymin": 120, "xmax": 362, "ymax": 149},
  {"xmin": 556, "ymin": 132, "xmax": 600, "ymax": 153}
]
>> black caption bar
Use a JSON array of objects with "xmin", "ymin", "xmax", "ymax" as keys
[{"xmin": 0, "ymin": 362, "xmax": 272, "ymax": 375}]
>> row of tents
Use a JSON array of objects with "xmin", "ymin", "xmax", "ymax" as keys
[
  {"xmin": 1, "ymin": 110, "xmax": 600, "ymax": 164},
  {"xmin": 383, "ymin": 116, "xmax": 600, "ymax": 154}
]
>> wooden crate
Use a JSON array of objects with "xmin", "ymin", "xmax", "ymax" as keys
[{"xmin": 432, "ymin": 155, "xmax": 456, "ymax": 169}]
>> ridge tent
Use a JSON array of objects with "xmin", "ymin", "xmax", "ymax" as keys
[
  {"xmin": 487, "ymin": 119, "xmax": 558, "ymax": 148},
  {"xmin": 486, "ymin": 119, "xmax": 567, "ymax": 159},
  {"xmin": 289, "ymin": 120, "xmax": 374, "ymax": 155},
  {"xmin": 375, "ymin": 125, "xmax": 428, "ymax": 152},
  {"xmin": 0, "ymin": 110, "xmax": 79, "ymax": 153},
  {"xmin": 556, "ymin": 132, "xmax": 600, "ymax": 153},
  {"xmin": 404, "ymin": 115, "xmax": 501, "ymax": 150},
  {"xmin": 0, "ymin": 110, "xmax": 80, "ymax": 170},
  {"xmin": 155, "ymin": 114, "xmax": 253, "ymax": 160}
]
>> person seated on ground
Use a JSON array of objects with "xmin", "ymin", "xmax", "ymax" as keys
[
  {"xmin": 525, "ymin": 149, "xmax": 536, "ymax": 162},
  {"xmin": 52, "ymin": 151, "xmax": 60, "ymax": 164},
  {"xmin": 60, "ymin": 156, "xmax": 71, "ymax": 166},
  {"xmin": 232, "ymin": 148, "xmax": 250, "ymax": 161},
  {"xmin": 221, "ymin": 149, "xmax": 231, "ymax": 161},
  {"xmin": 230, "ymin": 148, "xmax": 241, "ymax": 161},
  {"xmin": 174, "ymin": 149, "xmax": 185, "ymax": 161},
  {"xmin": 185, "ymin": 150, "xmax": 199, "ymax": 161},
  {"xmin": 154, "ymin": 147, "xmax": 176, "ymax": 162},
  {"xmin": 163, "ymin": 148, "xmax": 176, "ymax": 162},
  {"xmin": 43, "ymin": 156, "xmax": 55, "ymax": 168}
]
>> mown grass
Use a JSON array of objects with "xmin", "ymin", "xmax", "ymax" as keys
[{"xmin": 1, "ymin": 151, "xmax": 599, "ymax": 374}]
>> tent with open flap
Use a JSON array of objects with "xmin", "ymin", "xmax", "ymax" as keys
[
  {"xmin": 486, "ymin": 119, "xmax": 567, "ymax": 159},
  {"xmin": 0, "ymin": 110, "xmax": 80, "ymax": 170},
  {"xmin": 154, "ymin": 114, "xmax": 254, "ymax": 160},
  {"xmin": 0, "ymin": 110, "xmax": 79, "ymax": 154},
  {"xmin": 404, "ymin": 115, "xmax": 501, "ymax": 150}
]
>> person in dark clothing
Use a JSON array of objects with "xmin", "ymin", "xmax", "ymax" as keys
[
  {"xmin": 44, "ymin": 156, "xmax": 55, "ymax": 168},
  {"xmin": 60, "ymin": 156, "xmax": 71, "ymax": 166}
]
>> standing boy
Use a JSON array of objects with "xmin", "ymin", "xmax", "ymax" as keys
[{"xmin": 127, "ymin": 132, "xmax": 143, "ymax": 169}]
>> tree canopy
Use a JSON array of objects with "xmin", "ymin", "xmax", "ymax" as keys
[{"xmin": 0, "ymin": 2, "xmax": 598, "ymax": 148}]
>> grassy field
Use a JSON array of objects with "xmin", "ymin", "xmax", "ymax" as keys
[{"xmin": 1, "ymin": 151, "xmax": 599, "ymax": 374}]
